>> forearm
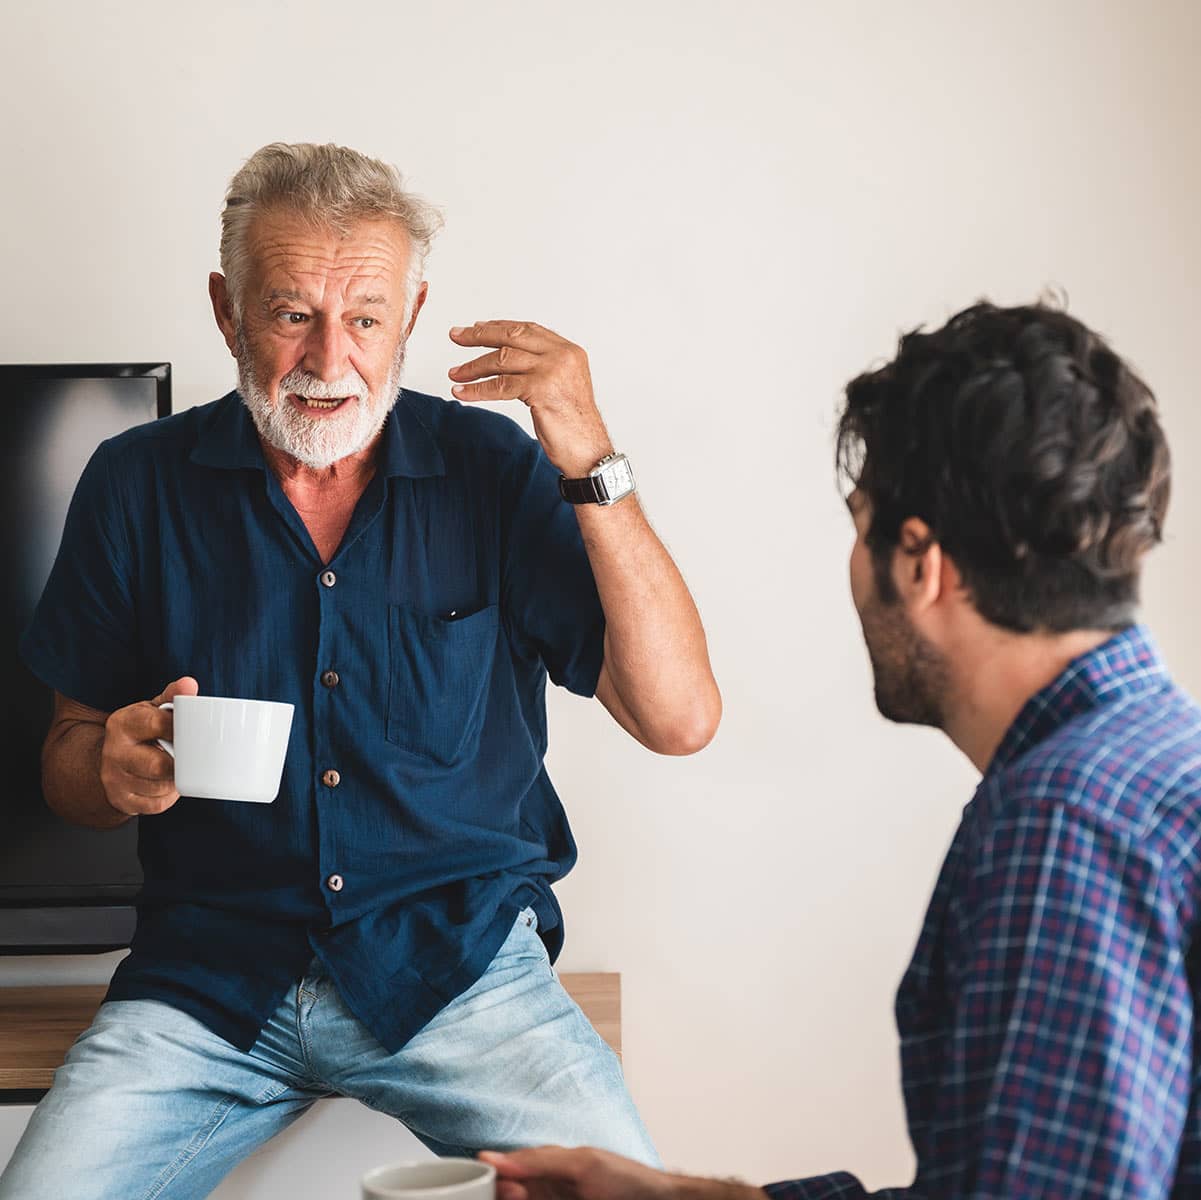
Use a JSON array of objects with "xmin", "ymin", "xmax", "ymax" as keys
[
  {"xmin": 42, "ymin": 718, "xmax": 130, "ymax": 830},
  {"xmin": 444, "ymin": 320, "xmax": 719, "ymax": 751},
  {"xmin": 577, "ymin": 495, "xmax": 720, "ymax": 754}
]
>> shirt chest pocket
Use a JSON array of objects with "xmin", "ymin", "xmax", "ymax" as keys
[{"xmin": 386, "ymin": 604, "xmax": 499, "ymax": 765}]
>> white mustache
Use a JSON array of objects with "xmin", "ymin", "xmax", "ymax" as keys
[{"xmin": 279, "ymin": 366, "xmax": 369, "ymax": 401}]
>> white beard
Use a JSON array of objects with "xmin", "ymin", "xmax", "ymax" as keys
[{"xmin": 237, "ymin": 335, "xmax": 407, "ymax": 470}]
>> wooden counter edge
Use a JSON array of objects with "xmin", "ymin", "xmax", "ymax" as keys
[{"xmin": 0, "ymin": 973, "xmax": 620, "ymax": 1093}]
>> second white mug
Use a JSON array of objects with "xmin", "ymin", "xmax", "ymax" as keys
[{"xmin": 361, "ymin": 1159, "xmax": 496, "ymax": 1199}]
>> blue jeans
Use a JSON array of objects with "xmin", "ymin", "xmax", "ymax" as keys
[{"xmin": 0, "ymin": 909, "xmax": 657, "ymax": 1199}]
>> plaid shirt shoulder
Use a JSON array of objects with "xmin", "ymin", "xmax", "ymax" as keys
[{"xmin": 764, "ymin": 627, "xmax": 1201, "ymax": 1199}]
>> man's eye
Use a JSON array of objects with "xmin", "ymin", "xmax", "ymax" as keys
[
  {"xmin": 354, "ymin": 317, "xmax": 377, "ymax": 329},
  {"xmin": 280, "ymin": 312, "xmax": 308, "ymax": 325}
]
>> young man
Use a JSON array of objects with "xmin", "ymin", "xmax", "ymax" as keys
[{"xmin": 483, "ymin": 302, "xmax": 1201, "ymax": 1198}]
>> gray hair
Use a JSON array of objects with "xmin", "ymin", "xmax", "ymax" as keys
[{"xmin": 219, "ymin": 142, "xmax": 443, "ymax": 323}]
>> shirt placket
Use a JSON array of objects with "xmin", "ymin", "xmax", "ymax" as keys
[{"xmin": 314, "ymin": 564, "xmax": 347, "ymax": 908}]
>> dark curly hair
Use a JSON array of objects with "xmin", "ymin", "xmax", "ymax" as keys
[{"xmin": 837, "ymin": 301, "xmax": 1171, "ymax": 633}]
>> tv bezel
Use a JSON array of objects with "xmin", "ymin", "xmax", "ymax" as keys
[{"xmin": 1, "ymin": 361, "xmax": 171, "ymax": 955}]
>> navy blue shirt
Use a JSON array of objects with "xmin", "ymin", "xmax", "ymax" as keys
[{"xmin": 21, "ymin": 389, "xmax": 606, "ymax": 1052}]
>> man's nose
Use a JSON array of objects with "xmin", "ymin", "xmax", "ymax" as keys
[{"xmin": 302, "ymin": 317, "xmax": 353, "ymax": 382}]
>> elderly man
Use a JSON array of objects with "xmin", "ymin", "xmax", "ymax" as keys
[
  {"xmin": 482, "ymin": 302, "xmax": 1201, "ymax": 1199},
  {"xmin": 0, "ymin": 142, "xmax": 720, "ymax": 1199}
]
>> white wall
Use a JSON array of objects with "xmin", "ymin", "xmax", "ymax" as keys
[{"xmin": 2, "ymin": 0, "xmax": 1199, "ymax": 1191}]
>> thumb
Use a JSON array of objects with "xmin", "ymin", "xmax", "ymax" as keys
[
  {"xmin": 152, "ymin": 676, "xmax": 200, "ymax": 706},
  {"xmin": 480, "ymin": 1149, "xmax": 579, "ymax": 1181},
  {"xmin": 480, "ymin": 1152, "xmax": 537, "ymax": 1180}
]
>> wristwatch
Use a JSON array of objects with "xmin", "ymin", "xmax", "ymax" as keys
[{"xmin": 558, "ymin": 453, "xmax": 637, "ymax": 506}]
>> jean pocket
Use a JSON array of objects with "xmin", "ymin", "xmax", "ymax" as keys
[{"xmin": 386, "ymin": 604, "xmax": 499, "ymax": 765}]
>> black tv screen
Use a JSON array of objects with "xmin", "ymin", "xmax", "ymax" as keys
[{"xmin": 0, "ymin": 363, "xmax": 170, "ymax": 953}]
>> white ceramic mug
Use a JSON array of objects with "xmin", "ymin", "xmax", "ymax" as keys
[
  {"xmin": 156, "ymin": 695, "xmax": 294, "ymax": 804},
  {"xmin": 361, "ymin": 1159, "xmax": 496, "ymax": 1200}
]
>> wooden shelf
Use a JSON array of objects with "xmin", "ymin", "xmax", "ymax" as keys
[
  {"xmin": 0, "ymin": 973, "xmax": 619, "ymax": 1093},
  {"xmin": 0, "ymin": 985, "xmax": 108, "ymax": 1092}
]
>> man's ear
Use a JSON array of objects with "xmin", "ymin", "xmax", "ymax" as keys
[
  {"xmin": 892, "ymin": 517, "xmax": 942, "ymax": 613},
  {"xmin": 209, "ymin": 273, "xmax": 239, "ymax": 357},
  {"xmin": 404, "ymin": 280, "xmax": 429, "ymax": 340}
]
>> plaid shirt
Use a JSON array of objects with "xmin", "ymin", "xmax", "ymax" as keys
[{"xmin": 765, "ymin": 626, "xmax": 1201, "ymax": 1199}]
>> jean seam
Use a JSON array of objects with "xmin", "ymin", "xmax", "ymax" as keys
[
  {"xmin": 140, "ymin": 1094, "xmax": 238, "ymax": 1200},
  {"xmin": 295, "ymin": 980, "xmax": 319, "ymax": 1081},
  {"xmin": 294, "ymin": 983, "xmax": 341, "ymax": 1094},
  {"xmin": 139, "ymin": 1081, "xmax": 295, "ymax": 1200},
  {"xmin": 252, "ymin": 1080, "xmax": 293, "ymax": 1107}
]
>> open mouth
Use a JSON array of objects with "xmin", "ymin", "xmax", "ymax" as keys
[{"xmin": 289, "ymin": 393, "xmax": 353, "ymax": 415}]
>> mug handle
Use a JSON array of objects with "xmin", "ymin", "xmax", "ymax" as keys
[{"xmin": 156, "ymin": 701, "xmax": 175, "ymax": 759}]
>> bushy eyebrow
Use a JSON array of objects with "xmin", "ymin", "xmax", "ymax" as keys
[{"xmin": 264, "ymin": 288, "xmax": 307, "ymax": 306}]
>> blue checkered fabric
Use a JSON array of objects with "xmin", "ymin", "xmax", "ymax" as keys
[{"xmin": 764, "ymin": 626, "xmax": 1201, "ymax": 1199}]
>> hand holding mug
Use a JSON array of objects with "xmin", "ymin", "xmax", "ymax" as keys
[
  {"xmin": 98, "ymin": 676, "xmax": 199, "ymax": 817},
  {"xmin": 479, "ymin": 1148, "xmax": 673, "ymax": 1200}
]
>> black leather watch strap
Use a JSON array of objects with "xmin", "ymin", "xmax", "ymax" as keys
[{"xmin": 558, "ymin": 473, "xmax": 606, "ymax": 504}]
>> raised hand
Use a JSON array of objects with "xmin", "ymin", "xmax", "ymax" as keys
[{"xmin": 449, "ymin": 321, "xmax": 613, "ymax": 477}]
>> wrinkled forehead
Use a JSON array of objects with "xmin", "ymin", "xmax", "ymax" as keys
[{"xmin": 243, "ymin": 208, "xmax": 413, "ymax": 304}]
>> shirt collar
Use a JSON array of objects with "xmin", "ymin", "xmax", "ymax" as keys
[
  {"xmin": 189, "ymin": 389, "xmax": 446, "ymax": 479},
  {"xmin": 986, "ymin": 623, "xmax": 1169, "ymax": 775}
]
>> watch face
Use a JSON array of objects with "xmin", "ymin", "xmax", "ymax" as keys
[{"xmin": 601, "ymin": 459, "xmax": 634, "ymax": 496}]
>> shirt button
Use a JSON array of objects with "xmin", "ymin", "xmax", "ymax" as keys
[
  {"xmin": 327, "ymin": 874, "xmax": 344, "ymax": 892},
  {"xmin": 320, "ymin": 570, "xmax": 337, "ymax": 588},
  {"xmin": 321, "ymin": 669, "xmax": 340, "ymax": 689},
  {"xmin": 322, "ymin": 769, "xmax": 341, "ymax": 788}
]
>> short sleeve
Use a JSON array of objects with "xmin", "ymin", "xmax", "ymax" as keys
[
  {"xmin": 19, "ymin": 439, "xmax": 141, "ymax": 712},
  {"xmin": 500, "ymin": 441, "xmax": 605, "ymax": 697}
]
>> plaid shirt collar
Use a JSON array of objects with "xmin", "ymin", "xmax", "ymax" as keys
[{"xmin": 986, "ymin": 622, "xmax": 1169, "ymax": 777}]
